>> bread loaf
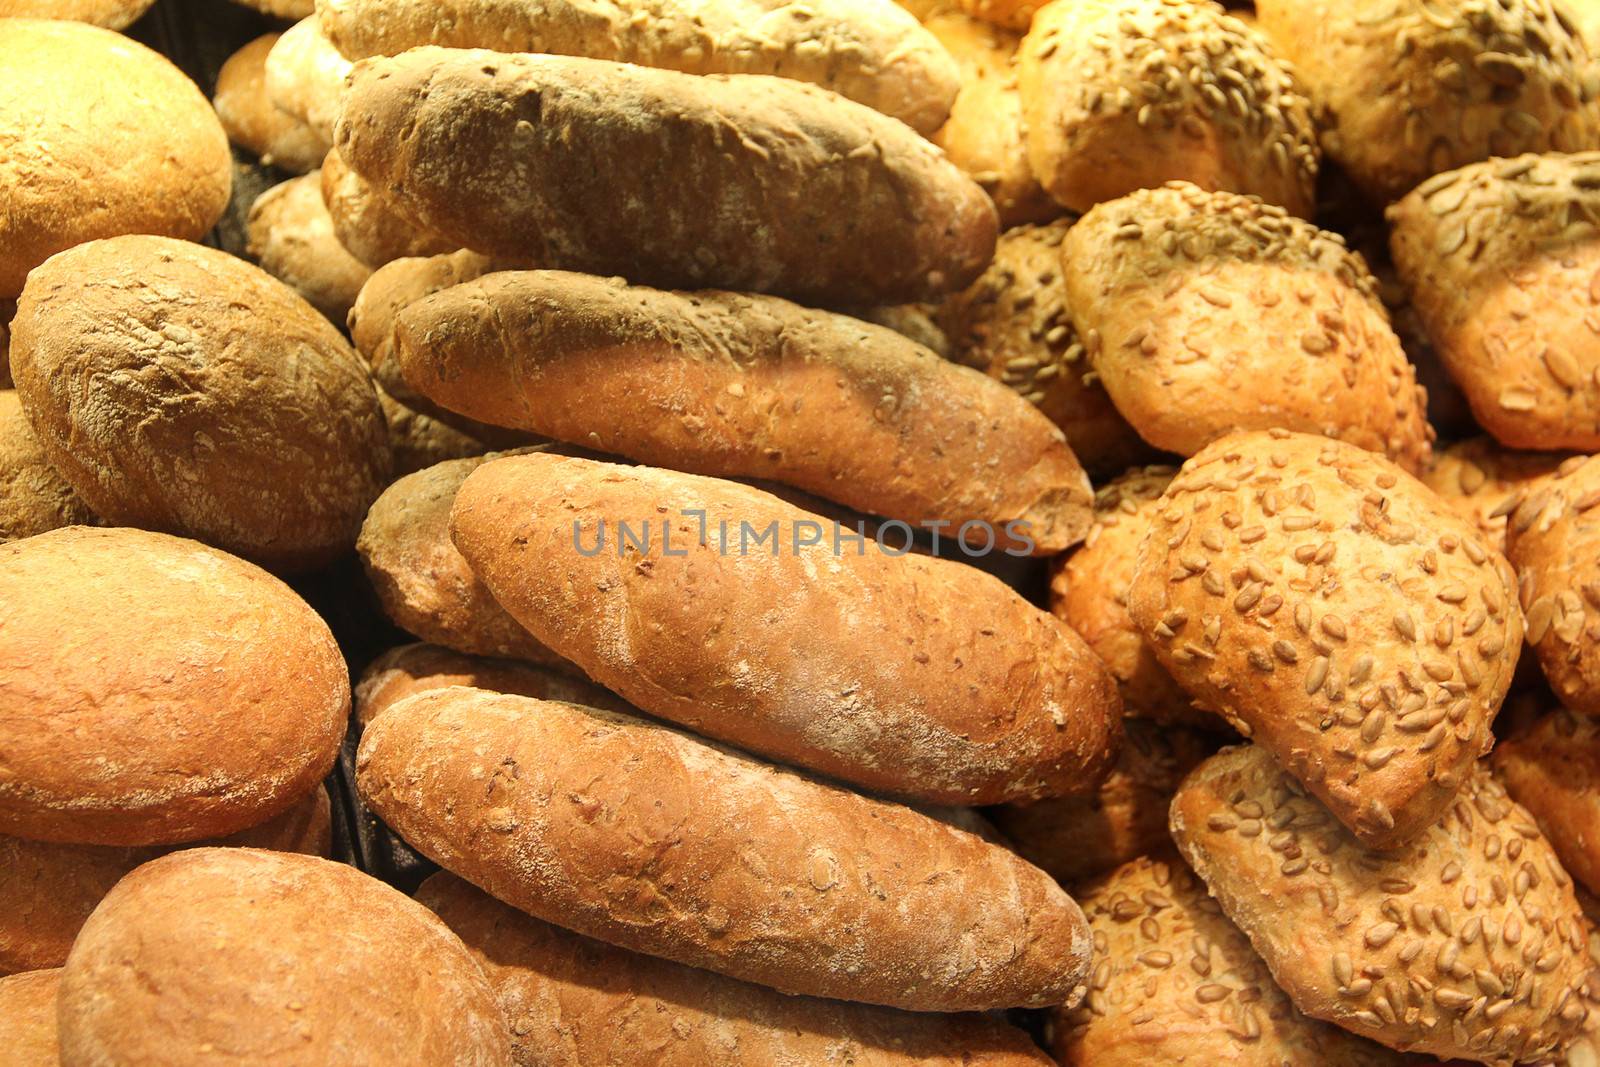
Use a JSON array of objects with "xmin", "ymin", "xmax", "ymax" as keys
[
  {"xmin": 246, "ymin": 173, "xmax": 372, "ymax": 323},
  {"xmin": 1494, "ymin": 708, "xmax": 1600, "ymax": 899},
  {"xmin": 357, "ymin": 687, "xmax": 1093, "ymax": 1011},
  {"xmin": 0, "ymin": 969, "xmax": 58, "ymax": 1067},
  {"xmin": 451, "ymin": 452, "xmax": 1122, "ymax": 804},
  {"xmin": 1129, "ymin": 430, "xmax": 1521, "ymax": 849},
  {"xmin": 396, "ymin": 270, "xmax": 1094, "ymax": 555},
  {"xmin": 376, "ymin": 387, "xmax": 490, "ymax": 476},
  {"xmin": 0, "ymin": 527, "xmax": 348, "ymax": 846},
  {"xmin": 317, "ymin": 0, "xmax": 959, "ymax": 136},
  {"xmin": 1064, "ymin": 183, "xmax": 1432, "ymax": 472},
  {"xmin": 12, "ymin": 235, "xmax": 390, "ymax": 572},
  {"xmin": 956, "ymin": 0, "xmax": 1039, "ymax": 30},
  {"xmin": 0, "ymin": 19, "xmax": 230, "ymax": 299},
  {"xmin": 336, "ymin": 49, "xmax": 998, "ymax": 304},
  {"xmin": 1171, "ymin": 745, "xmax": 1594, "ymax": 1062},
  {"xmin": 1421, "ymin": 437, "xmax": 1568, "ymax": 553},
  {"xmin": 1018, "ymin": 0, "xmax": 1318, "ymax": 216},
  {"xmin": 57, "ymin": 849, "xmax": 512, "ymax": 1067},
  {"xmin": 264, "ymin": 14, "xmax": 350, "ymax": 144},
  {"xmin": 320, "ymin": 148, "xmax": 456, "ymax": 269},
  {"xmin": 0, "ymin": 390, "xmax": 94, "ymax": 544},
  {"xmin": 0, "ymin": 787, "xmax": 330, "ymax": 975},
  {"xmin": 0, "ymin": 0, "xmax": 151, "ymax": 27},
  {"xmin": 354, "ymin": 642, "xmax": 623, "ymax": 728},
  {"xmin": 213, "ymin": 34, "xmax": 329, "ymax": 174},
  {"xmin": 419, "ymin": 871, "xmax": 1058, "ymax": 1067}
]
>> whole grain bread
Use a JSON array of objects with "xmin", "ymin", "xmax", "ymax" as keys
[
  {"xmin": 0, "ymin": 390, "xmax": 94, "ymax": 544},
  {"xmin": 0, "ymin": 969, "xmax": 59, "ymax": 1067},
  {"xmin": 320, "ymin": 148, "xmax": 456, "ymax": 270},
  {"xmin": 354, "ymin": 642, "xmax": 625, "ymax": 728},
  {"xmin": 246, "ymin": 173, "xmax": 371, "ymax": 324},
  {"xmin": 336, "ymin": 49, "xmax": 998, "ymax": 304},
  {"xmin": 213, "ymin": 34, "xmax": 329, "ymax": 174},
  {"xmin": 0, "ymin": 0, "xmax": 152, "ymax": 27},
  {"xmin": 375, "ymin": 387, "xmax": 491, "ymax": 476},
  {"xmin": 264, "ymin": 14, "xmax": 350, "ymax": 144},
  {"xmin": 1421, "ymin": 437, "xmax": 1569, "ymax": 554},
  {"xmin": 1494, "ymin": 708, "xmax": 1600, "ymax": 900}
]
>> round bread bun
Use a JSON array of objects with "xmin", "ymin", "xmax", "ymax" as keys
[
  {"xmin": 0, "ymin": 527, "xmax": 349, "ymax": 846},
  {"xmin": 213, "ymin": 34, "xmax": 330, "ymax": 174},
  {"xmin": 0, "ymin": 968, "xmax": 59, "ymax": 1067},
  {"xmin": 264, "ymin": 15, "xmax": 350, "ymax": 145},
  {"xmin": 321, "ymin": 147, "xmax": 456, "ymax": 269},
  {"xmin": 0, "ymin": 19, "xmax": 230, "ymax": 299},
  {"xmin": 0, "ymin": 0, "xmax": 152, "ymax": 27},
  {"xmin": 246, "ymin": 173, "xmax": 372, "ymax": 324},
  {"xmin": 1494, "ymin": 707, "xmax": 1600, "ymax": 898},
  {"xmin": 1420, "ymin": 436, "xmax": 1569, "ymax": 553},
  {"xmin": 957, "ymin": 0, "xmax": 1042, "ymax": 30},
  {"xmin": 0, "ymin": 389, "xmax": 94, "ymax": 544}
]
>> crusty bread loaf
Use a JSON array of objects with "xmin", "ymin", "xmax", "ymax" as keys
[
  {"xmin": 1064, "ymin": 183, "xmax": 1433, "ymax": 472},
  {"xmin": 1494, "ymin": 708, "xmax": 1600, "ymax": 899},
  {"xmin": 1421, "ymin": 437, "xmax": 1569, "ymax": 554},
  {"xmin": 396, "ymin": 270, "xmax": 1094, "ymax": 555},
  {"xmin": 0, "ymin": 969, "xmax": 59, "ymax": 1067},
  {"xmin": 1018, "ymin": 0, "xmax": 1318, "ymax": 216},
  {"xmin": 0, "ymin": 786, "xmax": 331, "ymax": 976},
  {"xmin": 0, "ymin": 390, "xmax": 94, "ymax": 544},
  {"xmin": 419, "ymin": 871, "xmax": 1058, "ymax": 1066},
  {"xmin": 451, "ymin": 452, "xmax": 1122, "ymax": 805},
  {"xmin": 0, "ymin": 20, "xmax": 230, "ymax": 299},
  {"xmin": 354, "ymin": 642, "xmax": 624, "ymax": 728},
  {"xmin": 375, "ymin": 387, "xmax": 490, "ymax": 476},
  {"xmin": 0, "ymin": 0, "xmax": 152, "ymax": 27},
  {"xmin": 317, "ymin": 0, "xmax": 959, "ymax": 135},
  {"xmin": 337, "ymin": 49, "xmax": 998, "ymax": 304},
  {"xmin": 1046, "ymin": 854, "xmax": 1414, "ymax": 1066},
  {"xmin": 0, "ymin": 527, "xmax": 349, "ymax": 846},
  {"xmin": 1171, "ymin": 745, "xmax": 1594, "ymax": 1062},
  {"xmin": 956, "ymin": 0, "xmax": 1039, "ymax": 30},
  {"xmin": 320, "ymin": 148, "xmax": 456, "ymax": 270},
  {"xmin": 1254, "ymin": 0, "xmax": 1600, "ymax": 204},
  {"xmin": 264, "ymin": 14, "xmax": 350, "ymax": 144},
  {"xmin": 213, "ymin": 34, "xmax": 329, "ymax": 174},
  {"xmin": 57, "ymin": 849, "xmax": 512, "ymax": 1067},
  {"xmin": 12, "ymin": 235, "xmax": 390, "ymax": 572},
  {"xmin": 357, "ymin": 687, "xmax": 1093, "ymax": 1011},
  {"xmin": 246, "ymin": 173, "xmax": 371, "ymax": 324},
  {"xmin": 1129, "ymin": 430, "xmax": 1521, "ymax": 849}
]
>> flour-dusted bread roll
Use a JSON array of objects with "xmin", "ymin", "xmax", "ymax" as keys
[
  {"xmin": 57, "ymin": 849, "xmax": 512, "ymax": 1067},
  {"xmin": 358, "ymin": 687, "xmax": 1094, "ymax": 1011},
  {"xmin": 0, "ymin": 390, "xmax": 93, "ymax": 544},
  {"xmin": 317, "ymin": 0, "xmax": 959, "ymax": 136},
  {"xmin": 264, "ymin": 14, "xmax": 349, "ymax": 144},
  {"xmin": 0, "ymin": 969, "xmax": 58, "ymax": 1067},
  {"xmin": 1255, "ymin": 0, "xmax": 1600, "ymax": 204},
  {"xmin": 0, "ymin": 787, "xmax": 331, "ymax": 976},
  {"xmin": 337, "ymin": 49, "xmax": 998, "ymax": 304},
  {"xmin": 213, "ymin": 34, "xmax": 329, "ymax": 174},
  {"xmin": 320, "ymin": 149, "xmax": 456, "ymax": 269},
  {"xmin": 0, "ymin": 20, "xmax": 230, "ymax": 299},
  {"xmin": 354, "ymin": 642, "xmax": 623, "ymax": 728},
  {"xmin": 246, "ymin": 174, "xmax": 372, "ymax": 324},
  {"xmin": 451, "ymin": 452, "xmax": 1123, "ymax": 805},
  {"xmin": 1171, "ymin": 745, "xmax": 1594, "ymax": 1062},
  {"xmin": 1129, "ymin": 431, "xmax": 1522, "ymax": 849},
  {"xmin": 12, "ymin": 236, "xmax": 390, "ymax": 571},
  {"xmin": 1018, "ymin": 0, "xmax": 1318, "ymax": 216},
  {"xmin": 0, "ymin": 0, "xmax": 151, "ymax": 27},
  {"xmin": 1421, "ymin": 437, "xmax": 1569, "ymax": 553},
  {"xmin": 396, "ymin": 270, "xmax": 1094, "ymax": 555},
  {"xmin": 0, "ymin": 528, "xmax": 348, "ymax": 846},
  {"xmin": 1495, "ymin": 708, "xmax": 1600, "ymax": 899},
  {"xmin": 1064, "ymin": 183, "xmax": 1433, "ymax": 472}
]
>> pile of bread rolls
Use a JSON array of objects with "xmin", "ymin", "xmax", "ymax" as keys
[{"xmin": 11, "ymin": 0, "xmax": 1600, "ymax": 1063}]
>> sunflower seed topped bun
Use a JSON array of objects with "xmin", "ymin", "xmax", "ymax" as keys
[
  {"xmin": 956, "ymin": 0, "xmax": 1042, "ymax": 30},
  {"xmin": 1171, "ymin": 745, "xmax": 1596, "ymax": 1063},
  {"xmin": 1390, "ymin": 152, "xmax": 1600, "ymax": 451},
  {"xmin": 1064, "ymin": 183, "xmax": 1433, "ymax": 473},
  {"xmin": 1254, "ymin": 0, "xmax": 1600, "ymax": 204},
  {"xmin": 1494, "ymin": 708, "xmax": 1600, "ymax": 899},
  {"xmin": 1421, "ymin": 437, "xmax": 1569, "ymax": 553},
  {"xmin": 1129, "ymin": 430, "xmax": 1522, "ymax": 849},
  {"xmin": 1018, "ymin": 0, "xmax": 1319, "ymax": 216}
]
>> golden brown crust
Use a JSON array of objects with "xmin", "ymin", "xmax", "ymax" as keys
[
  {"xmin": 375, "ymin": 387, "xmax": 490, "ymax": 477},
  {"xmin": 57, "ymin": 849, "xmax": 512, "ymax": 1067},
  {"xmin": 419, "ymin": 871, "xmax": 1058, "ymax": 1066},
  {"xmin": 396, "ymin": 270, "xmax": 1094, "ymax": 555},
  {"xmin": 263, "ymin": 15, "xmax": 350, "ymax": 145},
  {"xmin": 12, "ymin": 236, "xmax": 390, "ymax": 572},
  {"xmin": 246, "ymin": 173, "xmax": 372, "ymax": 325},
  {"xmin": 0, "ymin": 969, "xmax": 59, "ymax": 1067},
  {"xmin": 1128, "ymin": 430, "xmax": 1521, "ymax": 849},
  {"xmin": 1018, "ymin": 0, "xmax": 1318, "ymax": 217},
  {"xmin": 0, "ymin": 787, "xmax": 331, "ymax": 976},
  {"xmin": 956, "ymin": 0, "xmax": 1040, "ymax": 31},
  {"xmin": 357, "ymin": 687, "xmax": 1094, "ymax": 1011},
  {"xmin": 1171, "ymin": 745, "xmax": 1595, "ymax": 1062},
  {"xmin": 1421, "ymin": 436, "xmax": 1569, "ymax": 553},
  {"xmin": 354, "ymin": 642, "xmax": 621, "ymax": 728},
  {"xmin": 213, "ymin": 34, "xmax": 329, "ymax": 174},
  {"xmin": 0, "ymin": 20, "xmax": 230, "ymax": 299},
  {"xmin": 1255, "ymin": 0, "xmax": 1600, "ymax": 204},
  {"xmin": 0, "ymin": 389, "xmax": 94, "ymax": 544},
  {"xmin": 336, "ymin": 49, "xmax": 998, "ymax": 305},
  {"xmin": 0, "ymin": 0, "xmax": 152, "ymax": 27},
  {"xmin": 1494, "ymin": 708, "xmax": 1600, "ymax": 900},
  {"xmin": 1065, "ymin": 183, "xmax": 1433, "ymax": 472},
  {"xmin": 1390, "ymin": 153, "xmax": 1600, "ymax": 450},
  {"xmin": 451, "ymin": 452, "xmax": 1123, "ymax": 805},
  {"xmin": 320, "ymin": 148, "xmax": 456, "ymax": 270}
]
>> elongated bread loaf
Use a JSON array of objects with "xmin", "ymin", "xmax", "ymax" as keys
[
  {"xmin": 336, "ymin": 49, "xmax": 997, "ymax": 304},
  {"xmin": 213, "ymin": 34, "xmax": 329, "ymax": 174},
  {"xmin": 357, "ymin": 687, "xmax": 1093, "ymax": 1011},
  {"xmin": 264, "ymin": 15, "xmax": 350, "ymax": 144},
  {"xmin": 320, "ymin": 148, "xmax": 456, "ymax": 270},
  {"xmin": 354, "ymin": 642, "xmax": 625, "ymax": 728},
  {"xmin": 396, "ymin": 270, "xmax": 1093, "ymax": 555}
]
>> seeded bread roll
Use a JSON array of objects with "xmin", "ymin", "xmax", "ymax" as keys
[
  {"xmin": 0, "ymin": 786, "xmax": 331, "ymax": 976},
  {"xmin": 246, "ymin": 174, "xmax": 372, "ymax": 324},
  {"xmin": 0, "ymin": 0, "xmax": 152, "ymax": 27},
  {"xmin": 1129, "ymin": 431, "xmax": 1522, "ymax": 849},
  {"xmin": 937, "ymin": 221, "xmax": 1154, "ymax": 479},
  {"xmin": 1064, "ymin": 183, "xmax": 1433, "ymax": 473},
  {"xmin": 956, "ymin": 0, "xmax": 1040, "ymax": 30},
  {"xmin": 1171, "ymin": 745, "xmax": 1594, "ymax": 1062},
  {"xmin": 264, "ymin": 15, "xmax": 350, "ymax": 144},
  {"xmin": 1390, "ymin": 153, "xmax": 1600, "ymax": 450},
  {"xmin": 320, "ymin": 149, "xmax": 456, "ymax": 270},
  {"xmin": 452, "ymin": 452, "xmax": 1122, "ymax": 805},
  {"xmin": 213, "ymin": 34, "xmax": 329, "ymax": 174},
  {"xmin": 337, "ymin": 49, "xmax": 998, "ymax": 305},
  {"xmin": 359, "ymin": 687, "xmax": 1093, "ymax": 1011},
  {"xmin": 58, "ymin": 849, "xmax": 512, "ymax": 1067},
  {"xmin": 1422, "ymin": 437, "xmax": 1569, "ymax": 554},
  {"xmin": 0, "ymin": 20, "xmax": 230, "ymax": 299},
  {"xmin": 1018, "ymin": 0, "xmax": 1318, "ymax": 217},
  {"xmin": 376, "ymin": 387, "xmax": 490, "ymax": 476},
  {"xmin": 354, "ymin": 642, "xmax": 623, "ymax": 728},
  {"xmin": 397, "ymin": 270, "xmax": 1094, "ymax": 556},
  {"xmin": 1255, "ymin": 0, "xmax": 1600, "ymax": 205},
  {"xmin": 0, "ymin": 969, "xmax": 58, "ymax": 1067},
  {"xmin": 12, "ymin": 236, "xmax": 390, "ymax": 571},
  {"xmin": 420, "ymin": 872, "xmax": 1058, "ymax": 1067},
  {"xmin": 1503, "ymin": 454, "xmax": 1600, "ymax": 714},
  {"xmin": 1494, "ymin": 709, "xmax": 1600, "ymax": 900},
  {"xmin": 1046, "ymin": 854, "xmax": 1415, "ymax": 1066},
  {"xmin": 991, "ymin": 719, "xmax": 1215, "ymax": 886},
  {"xmin": 0, "ymin": 390, "xmax": 93, "ymax": 544}
]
